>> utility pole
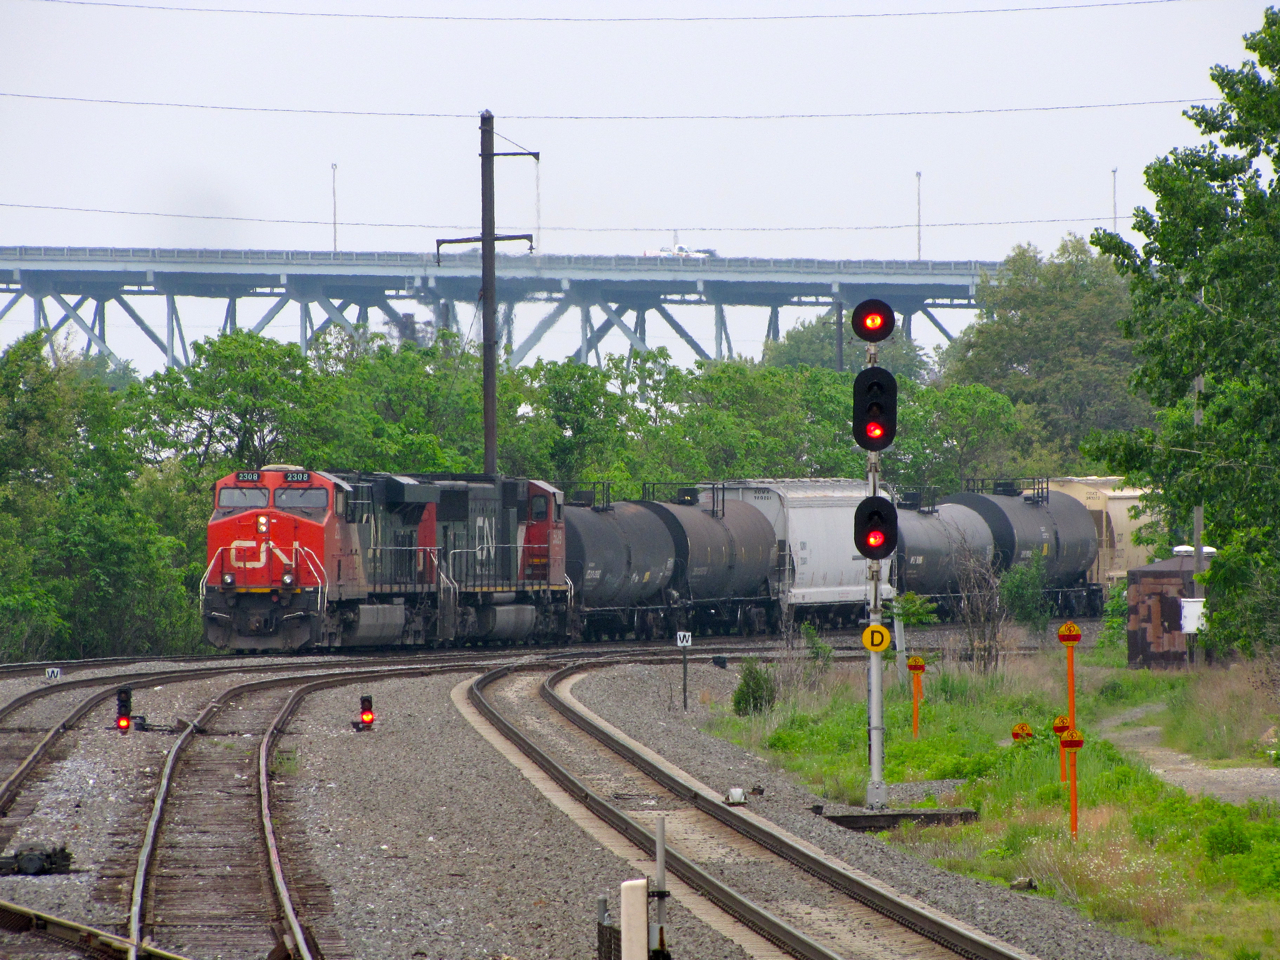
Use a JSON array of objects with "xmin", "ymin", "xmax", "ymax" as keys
[
  {"xmin": 481, "ymin": 112, "xmax": 498, "ymax": 474},
  {"xmin": 1112, "ymin": 167, "xmax": 1118, "ymax": 233},
  {"xmin": 916, "ymin": 171, "xmax": 922, "ymax": 260},
  {"xmin": 331, "ymin": 163, "xmax": 338, "ymax": 253},
  {"xmin": 435, "ymin": 112, "xmax": 535, "ymax": 476}
]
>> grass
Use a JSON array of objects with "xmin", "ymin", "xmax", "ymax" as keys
[
  {"xmin": 269, "ymin": 747, "xmax": 298, "ymax": 777},
  {"xmin": 706, "ymin": 645, "xmax": 1280, "ymax": 960},
  {"xmin": 1164, "ymin": 662, "xmax": 1278, "ymax": 761}
]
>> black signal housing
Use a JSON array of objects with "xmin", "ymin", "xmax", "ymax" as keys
[
  {"xmin": 850, "ymin": 299, "xmax": 896, "ymax": 343},
  {"xmin": 854, "ymin": 495, "xmax": 899, "ymax": 560},
  {"xmin": 116, "ymin": 687, "xmax": 132, "ymax": 733},
  {"xmin": 357, "ymin": 694, "xmax": 375, "ymax": 730},
  {"xmin": 853, "ymin": 367, "xmax": 898, "ymax": 452}
]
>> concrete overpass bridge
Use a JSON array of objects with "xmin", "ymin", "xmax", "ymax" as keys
[{"xmin": 0, "ymin": 246, "xmax": 998, "ymax": 370}]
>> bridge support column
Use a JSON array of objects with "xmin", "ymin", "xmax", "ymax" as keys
[
  {"xmin": 901, "ymin": 309, "xmax": 913, "ymax": 340},
  {"xmin": 299, "ymin": 301, "xmax": 313, "ymax": 356},
  {"xmin": 765, "ymin": 305, "xmax": 780, "ymax": 343},
  {"xmin": 501, "ymin": 301, "xmax": 515, "ymax": 351},
  {"xmin": 224, "ymin": 298, "xmax": 237, "ymax": 334},
  {"xmin": 714, "ymin": 303, "xmax": 724, "ymax": 360},
  {"xmin": 86, "ymin": 300, "xmax": 106, "ymax": 358},
  {"xmin": 577, "ymin": 303, "xmax": 591, "ymax": 364}
]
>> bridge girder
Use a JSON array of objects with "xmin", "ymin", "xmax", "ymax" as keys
[{"xmin": 0, "ymin": 247, "xmax": 989, "ymax": 369}]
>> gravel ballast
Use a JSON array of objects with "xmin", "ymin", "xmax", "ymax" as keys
[
  {"xmin": 573, "ymin": 660, "xmax": 1172, "ymax": 960},
  {"xmin": 282, "ymin": 671, "xmax": 751, "ymax": 960}
]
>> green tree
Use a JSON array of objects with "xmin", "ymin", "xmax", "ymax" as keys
[
  {"xmin": 763, "ymin": 308, "xmax": 929, "ymax": 383},
  {"xmin": 942, "ymin": 236, "xmax": 1149, "ymax": 469},
  {"xmin": 1088, "ymin": 9, "xmax": 1280, "ymax": 651},
  {"xmin": 0, "ymin": 334, "xmax": 203, "ymax": 661},
  {"xmin": 887, "ymin": 382, "xmax": 1020, "ymax": 490}
]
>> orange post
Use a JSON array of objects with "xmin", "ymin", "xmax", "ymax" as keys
[
  {"xmin": 907, "ymin": 656, "xmax": 925, "ymax": 740},
  {"xmin": 1069, "ymin": 752, "xmax": 1079, "ymax": 837},
  {"xmin": 1053, "ymin": 715, "xmax": 1070, "ymax": 783},
  {"xmin": 1061, "ymin": 727, "xmax": 1084, "ymax": 839},
  {"xmin": 1058, "ymin": 621, "xmax": 1082, "ymax": 727}
]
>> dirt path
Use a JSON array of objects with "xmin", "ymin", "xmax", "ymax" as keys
[{"xmin": 1100, "ymin": 705, "xmax": 1280, "ymax": 805}]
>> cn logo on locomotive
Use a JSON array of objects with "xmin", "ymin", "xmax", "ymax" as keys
[{"xmin": 228, "ymin": 539, "xmax": 298, "ymax": 569}]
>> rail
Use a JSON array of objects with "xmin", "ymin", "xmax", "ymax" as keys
[
  {"xmin": 0, "ymin": 898, "xmax": 193, "ymax": 960},
  {"xmin": 128, "ymin": 655, "xmax": 511, "ymax": 959},
  {"xmin": 539, "ymin": 661, "xmax": 1035, "ymax": 960},
  {"xmin": 468, "ymin": 662, "xmax": 842, "ymax": 960}
]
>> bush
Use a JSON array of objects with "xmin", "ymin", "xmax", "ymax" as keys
[
  {"xmin": 890, "ymin": 591, "xmax": 939, "ymax": 626},
  {"xmin": 999, "ymin": 554, "xmax": 1053, "ymax": 635},
  {"xmin": 801, "ymin": 623, "xmax": 832, "ymax": 668},
  {"xmin": 732, "ymin": 658, "xmax": 778, "ymax": 716}
]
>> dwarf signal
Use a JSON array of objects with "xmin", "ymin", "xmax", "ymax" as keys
[
  {"xmin": 355, "ymin": 694, "xmax": 375, "ymax": 731},
  {"xmin": 116, "ymin": 687, "xmax": 132, "ymax": 734}
]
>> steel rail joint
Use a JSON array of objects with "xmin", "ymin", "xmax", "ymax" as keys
[
  {"xmin": 469, "ymin": 664, "xmax": 842, "ymax": 960},
  {"xmin": 540, "ymin": 662, "xmax": 1037, "ymax": 960}
]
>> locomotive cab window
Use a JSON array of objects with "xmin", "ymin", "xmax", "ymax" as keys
[
  {"xmin": 217, "ymin": 487, "xmax": 269, "ymax": 509},
  {"xmin": 275, "ymin": 488, "xmax": 329, "ymax": 511},
  {"xmin": 531, "ymin": 495, "xmax": 548, "ymax": 522}
]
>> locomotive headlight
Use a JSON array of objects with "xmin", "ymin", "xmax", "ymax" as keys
[
  {"xmin": 256, "ymin": 515, "xmax": 268, "ymax": 533},
  {"xmin": 281, "ymin": 572, "xmax": 295, "ymax": 586},
  {"xmin": 221, "ymin": 573, "xmax": 236, "ymax": 586}
]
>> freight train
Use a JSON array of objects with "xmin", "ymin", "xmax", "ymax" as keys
[{"xmin": 202, "ymin": 468, "xmax": 1104, "ymax": 652}]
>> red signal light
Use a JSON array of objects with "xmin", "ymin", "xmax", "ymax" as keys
[
  {"xmin": 117, "ymin": 716, "xmax": 131, "ymax": 731},
  {"xmin": 862, "ymin": 312, "xmax": 884, "ymax": 332},
  {"xmin": 866, "ymin": 530, "xmax": 886, "ymax": 549},
  {"xmin": 361, "ymin": 711, "xmax": 375, "ymax": 726},
  {"xmin": 866, "ymin": 422, "xmax": 884, "ymax": 440}
]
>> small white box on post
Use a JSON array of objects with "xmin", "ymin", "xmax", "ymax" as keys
[
  {"xmin": 1180, "ymin": 597, "xmax": 1205, "ymax": 634},
  {"xmin": 619, "ymin": 878, "xmax": 649, "ymax": 960}
]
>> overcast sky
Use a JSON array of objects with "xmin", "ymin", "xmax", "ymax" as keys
[{"xmin": 0, "ymin": 0, "xmax": 1264, "ymax": 371}]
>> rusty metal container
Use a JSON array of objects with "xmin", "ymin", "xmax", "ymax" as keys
[{"xmin": 1127, "ymin": 556, "xmax": 1206, "ymax": 666}]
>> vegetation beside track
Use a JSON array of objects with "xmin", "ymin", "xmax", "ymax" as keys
[{"xmin": 710, "ymin": 646, "xmax": 1280, "ymax": 960}]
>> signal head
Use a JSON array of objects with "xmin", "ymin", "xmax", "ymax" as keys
[
  {"xmin": 851, "ymin": 299, "xmax": 896, "ymax": 343},
  {"xmin": 853, "ymin": 367, "xmax": 898, "ymax": 452},
  {"xmin": 854, "ymin": 495, "xmax": 898, "ymax": 561}
]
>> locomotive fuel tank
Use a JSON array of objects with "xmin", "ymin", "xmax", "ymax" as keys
[
  {"xmin": 895, "ymin": 503, "xmax": 995, "ymax": 595},
  {"xmin": 939, "ymin": 491, "xmax": 1098, "ymax": 587},
  {"xmin": 638, "ymin": 499, "xmax": 774, "ymax": 599},
  {"xmin": 563, "ymin": 501, "xmax": 675, "ymax": 607}
]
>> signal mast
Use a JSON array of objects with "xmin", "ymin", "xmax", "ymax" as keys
[{"xmin": 850, "ymin": 299, "xmax": 899, "ymax": 811}]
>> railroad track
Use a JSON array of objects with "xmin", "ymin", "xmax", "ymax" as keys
[
  {"xmin": 0, "ymin": 637, "xmax": 1057, "ymax": 959},
  {"xmin": 0, "ymin": 651, "xmax": 526, "ymax": 959},
  {"xmin": 471, "ymin": 659, "xmax": 1038, "ymax": 960}
]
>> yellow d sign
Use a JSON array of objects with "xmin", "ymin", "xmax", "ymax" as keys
[{"xmin": 862, "ymin": 624, "xmax": 892, "ymax": 653}]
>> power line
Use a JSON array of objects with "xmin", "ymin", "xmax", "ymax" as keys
[
  {"xmin": 0, "ymin": 199, "xmax": 1136, "ymax": 232},
  {"xmin": 24, "ymin": 0, "xmax": 1206, "ymax": 22},
  {"xmin": 0, "ymin": 90, "xmax": 1216, "ymax": 121}
]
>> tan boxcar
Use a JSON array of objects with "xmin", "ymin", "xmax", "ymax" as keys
[{"xmin": 1049, "ymin": 477, "xmax": 1154, "ymax": 586}]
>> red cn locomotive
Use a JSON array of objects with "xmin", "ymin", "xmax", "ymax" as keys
[{"xmin": 203, "ymin": 466, "xmax": 567, "ymax": 652}]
